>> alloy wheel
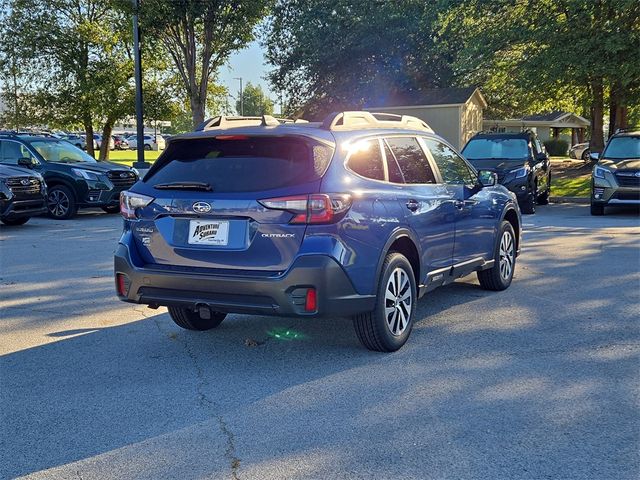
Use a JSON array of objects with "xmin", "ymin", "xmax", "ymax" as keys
[
  {"xmin": 384, "ymin": 267, "xmax": 412, "ymax": 336},
  {"xmin": 499, "ymin": 230, "xmax": 515, "ymax": 280},
  {"xmin": 48, "ymin": 190, "xmax": 69, "ymax": 217}
]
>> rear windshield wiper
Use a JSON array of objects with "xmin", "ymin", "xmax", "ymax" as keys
[{"xmin": 153, "ymin": 181, "xmax": 212, "ymax": 191}]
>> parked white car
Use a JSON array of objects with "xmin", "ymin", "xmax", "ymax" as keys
[
  {"xmin": 128, "ymin": 135, "xmax": 165, "ymax": 151},
  {"xmin": 92, "ymin": 134, "xmax": 115, "ymax": 151},
  {"xmin": 568, "ymin": 142, "xmax": 590, "ymax": 161}
]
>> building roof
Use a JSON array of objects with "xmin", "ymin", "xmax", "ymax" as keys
[
  {"xmin": 522, "ymin": 111, "xmax": 571, "ymax": 122},
  {"xmin": 485, "ymin": 111, "xmax": 590, "ymax": 128},
  {"xmin": 368, "ymin": 87, "xmax": 486, "ymax": 109}
]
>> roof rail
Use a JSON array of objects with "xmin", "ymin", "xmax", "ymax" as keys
[
  {"xmin": 614, "ymin": 126, "xmax": 640, "ymax": 134},
  {"xmin": 194, "ymin": 115, "xmax": 304, "ymax": 131},
  {"xmin": 321, "ymin": 111, "xmax": 433, "ymax": 133}
]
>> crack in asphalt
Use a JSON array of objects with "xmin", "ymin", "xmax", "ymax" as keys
[{"xmin": 179, "ymin": 334, "xmax": 242, "ymax": 480}]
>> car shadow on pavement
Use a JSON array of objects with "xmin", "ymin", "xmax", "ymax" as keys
[{"xmin": 1, "ymin": 205, "xmax": 639, "ymax": 479}]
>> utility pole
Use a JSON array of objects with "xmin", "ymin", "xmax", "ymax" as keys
[
  {"xmin": 132, "ymin": 0, "xmax": 149, "ymax": 172},
  {"xmin": 234, "ymin": 77, "xmax": 243, "ymax": 116}
]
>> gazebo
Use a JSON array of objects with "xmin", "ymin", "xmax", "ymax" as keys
[{"xmin": 483, "ymin": 111, "xmax": 590, "ymax": 145}]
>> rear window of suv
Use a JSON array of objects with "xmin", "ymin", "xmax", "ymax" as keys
[{"xmin": 147, "ymin": 136, "xmax": 334, "ymax": 192}]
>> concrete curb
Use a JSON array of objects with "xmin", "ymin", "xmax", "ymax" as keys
[{"xmin": 550, "ymin": 196, "xmax": 589, "ymax": 204}]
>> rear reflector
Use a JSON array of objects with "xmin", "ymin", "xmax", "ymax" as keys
[
  {"xmin": 116, "ymin": 274, "xmax": 131, "ymax": 296},
  {"xmin": 259, "ymin": 193, "xmax": 352, "ymax": 224},
  {"xmin": 305, "ymin": 288, "xmax": 317, "ymax": 312}
]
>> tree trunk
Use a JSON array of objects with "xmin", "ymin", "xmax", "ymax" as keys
[
  {"xmin": 99, "ymin": 121, "xmax": 113, "ymax": 161},
  {"xmin": 589, "ymin": 78, "xmax": 605, "ymax": 153},
  {"xmin": 609, "ymin": 81, "xmax": 619, "ymax": 138},
  {"xmin": 608, "ymin": 80, "xmax": 629, "ymax": 137},
  {"xmin": 84, "ymin": 118, "xmax": 95, "ymax": 157},
  {"xmin": 191, "ymin": 96, "xmax": 206, "ymax": 129}
]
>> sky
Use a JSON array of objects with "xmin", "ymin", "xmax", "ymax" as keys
[{"xmin": 218, "ymin": 40, "xmax": 281, "ymax": 114}]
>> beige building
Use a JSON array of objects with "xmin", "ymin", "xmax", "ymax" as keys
[{"xmin": 366, "ymin": 87, "xmax": 487, "ymax": 150}]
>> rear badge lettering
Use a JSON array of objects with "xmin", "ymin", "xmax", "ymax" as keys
[{"xmin": 261, "ymin": 233, "xmax": 296, "ymax": 238}]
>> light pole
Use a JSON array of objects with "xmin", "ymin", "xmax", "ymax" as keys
[
  {"xmin": 132, "ymin": 0, "xmax": 149, "ymax": 171},
  {"xmin": 234, "ymin": 77, "xmax": 243, "ymax": 116}
]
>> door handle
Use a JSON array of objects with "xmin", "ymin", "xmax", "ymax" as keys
[
  {"xmin": 455, "ymin": 199, "xmax": 477, "ymax": 210},
  {"xmin": 405, "ymin": 199, "xmax": 419, "ymax": 212}
]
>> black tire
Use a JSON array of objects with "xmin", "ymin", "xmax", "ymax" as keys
[
  {"xmin": 47, "ymin": 185, "xmax": 77, "ymax": 219},
  {"xmin": 144, "ymin": 144, "xmax": 152, "ymax": 151},
  {"xmin": 520, "ymin": 189, "xmax": 536, "ymax": 214},
  {"xmin": 352, "ymin": 252, "xmax": 417, "ymax": 352},
  {"xmin": 1, "ymin": 217, "xmax": 30, "ymax": 226},
  {"xmin": 537, "ymin": 174, "xmax": 550, "ymax": 205},
  {"xmin": 101, "ymin": 205, "xmax": 121, "ymax": 214},
  {"xmin": 478, "ymin": 221, "xmax": 516, "ymax": 291},
  {"xmin": 590, "ymin": 202, "xmax": 605, "ymax": 216},
  {"xmin": 582, "ymin": 149, "xmax": 590, "ymax": 161},
  {"xmin": 168, "ymin": 306, "xmax": 226, "ymax": 331}
]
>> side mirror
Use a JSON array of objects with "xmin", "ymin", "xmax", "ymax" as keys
[
  {"xmin": 589, "ymin": 152, "xmax": 600, "ymax": 162},
  {"xmin": 478, "ymin": 170, "xmax": 497, "ymax": 187},
  {"xmin": 18, "ymin": 157, "xmax": 34, "ymax": 168}
]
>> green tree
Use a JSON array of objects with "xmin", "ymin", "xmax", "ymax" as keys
[
  {"xmin": 444, "ymin": 0, "xmax": 640, "ymax": 150},
  {"xmin": 264, "ymin": 0, "xmax": 456, "ymax": 118},
  {"xmin": 140, "ymin": 0, "xmax": 271, "ymax": 128},
  {"xmin": 236, "ymin": 82, "xmax": 273, "ymax": 116},
  {"xmin": 0, "ymin": 0, "xmax": 136, "ymax": 158}
]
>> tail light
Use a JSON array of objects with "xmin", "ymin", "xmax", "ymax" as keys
[
  {"xmin": 259, "ymin": 194, "xmax": 352, "ymax": 224},
  {"xmin": 120, "ymin": 191, "xmax": 154, "ymax": 219}
]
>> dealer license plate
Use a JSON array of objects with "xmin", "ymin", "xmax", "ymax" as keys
[{"xmin": 187, "ymin": 220, "xmax": 229, "ymax": 246}]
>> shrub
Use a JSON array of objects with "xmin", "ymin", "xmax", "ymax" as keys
[{"xmin": 544, "ymin": 138, "xmax": 569, "ymax": 156}]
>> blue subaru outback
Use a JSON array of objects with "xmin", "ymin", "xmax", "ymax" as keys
[{"xmin": 115, "ymin": 112, "xmax": 521, "ymax": 351}]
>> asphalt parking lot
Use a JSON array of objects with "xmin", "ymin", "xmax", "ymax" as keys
[{"xmin": 1, "ymin": 205, "xmax": 639, "ymax": 480}]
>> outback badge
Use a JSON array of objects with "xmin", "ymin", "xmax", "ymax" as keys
[{"xmin": 192, "ymin": 201, "xmax": 212, "ymax": 213}]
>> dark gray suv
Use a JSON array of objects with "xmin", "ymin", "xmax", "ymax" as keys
[{"xmin": 590, "ymin": 130, "xmax": 640, "ymax": 215}]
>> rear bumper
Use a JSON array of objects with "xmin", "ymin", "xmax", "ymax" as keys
[
  {"xmin": 0, "ymin": 198, "xmax": 47, "ymax": 219},
  {"xmin": 114, "ymin": 242, "xmax": 375, "ymax": 317}
]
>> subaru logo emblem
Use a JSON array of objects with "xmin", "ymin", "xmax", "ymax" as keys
[
  {"xmin": 192, "ymin": 201, "xmax": 212, "ymax": 213},
  {"xmin": 20, "ymin": 179, "xmax": 30, "ymax": 185},
  {"xmin": 120, "ymin": 172, "xmax": 129, "ymax": 178},
  {"xmin": 635, "ymin": 171, "xmax": 640, "ymax": 178}
]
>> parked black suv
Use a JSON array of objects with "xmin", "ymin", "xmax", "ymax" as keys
[
  {"xmin": 462, "ymin": 131, "xmax": 551, "ymax": 214},
  {"xmin": 0, "ymin": 163, "xmax": 47, "ymax": 225},
  {"xmin": 0, "ymin": 134, "xmax": 138, "ymax": 219}
]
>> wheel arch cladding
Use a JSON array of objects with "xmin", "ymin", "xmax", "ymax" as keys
[
  {"xmin": 387, "ymin": 236, "xmax": 420, "ymax": 286},
  {"xmin": 503, "ymin": 208, "xmax": 520, "ymax": 250},
  {"xmin": 46, "ymin": 179, "xmax": 77, "ymax": 199}
]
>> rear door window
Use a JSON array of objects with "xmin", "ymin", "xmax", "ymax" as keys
[
  {"xmin": 385, "ymin": 137, "xmax": 436, "ymax": 184},
  {"xmin": 346, "ymin": 138, "xmax": 385, "ymax": 181},
  {"xmin": 147, "ymin": 136, "xmax": 334, "ymax": 192},
  {"xmin": 383, "ymin": 142, "xmax": 404, "ymax": 183}
]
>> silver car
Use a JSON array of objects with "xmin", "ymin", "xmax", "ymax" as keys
[{"xmin": 569, "ymin": 142, "xmax": 590, "ymax": 161}]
